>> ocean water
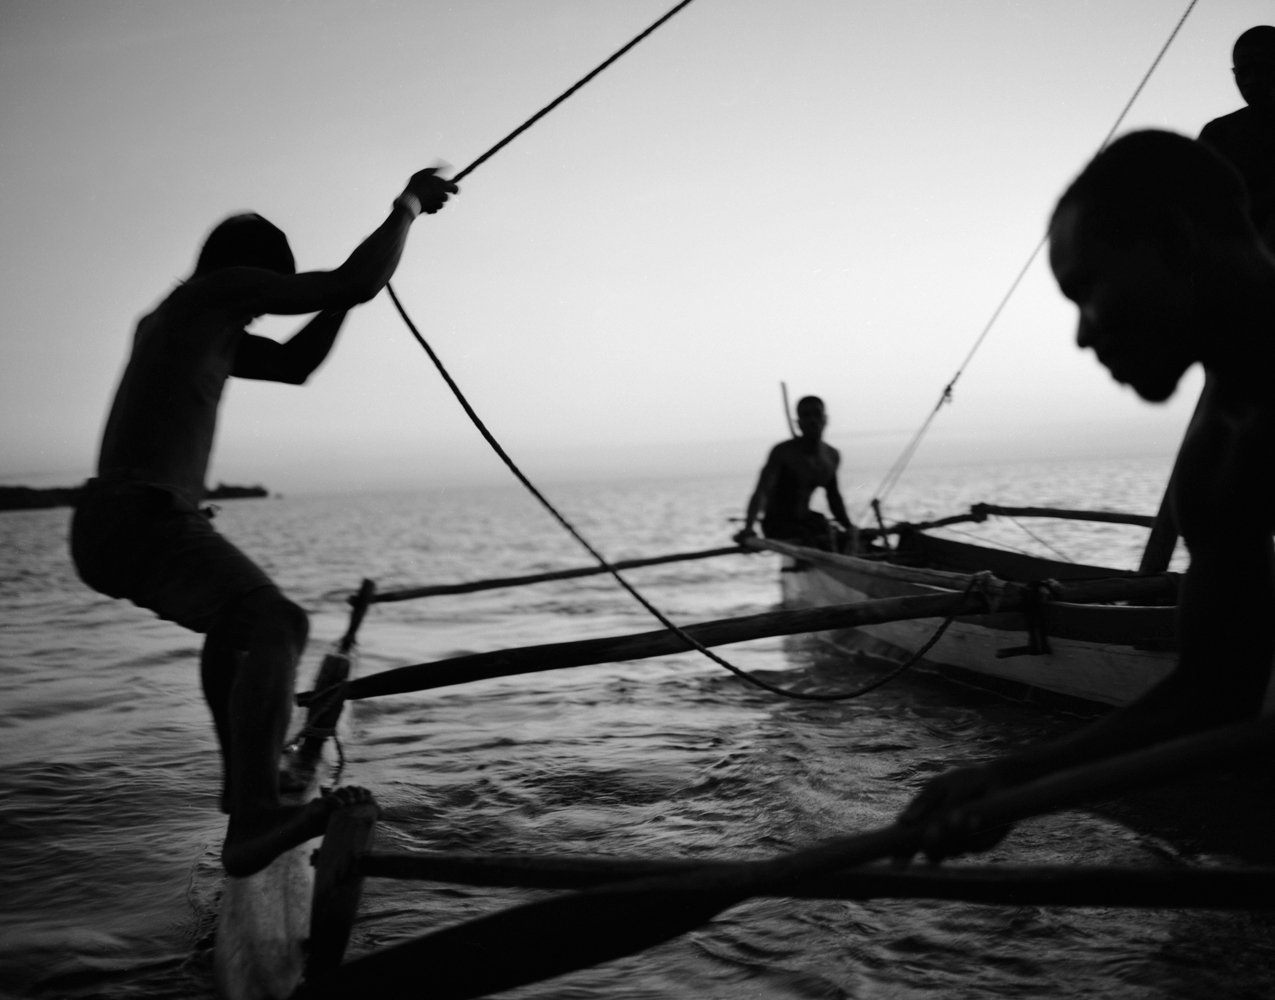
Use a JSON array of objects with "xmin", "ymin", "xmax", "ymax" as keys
[{"xmin": 2, "ymin": 456, "xmax": 1273, "ymax": 1000}]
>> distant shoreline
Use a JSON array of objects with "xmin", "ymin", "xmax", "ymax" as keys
[{"xmin": 0, "ymin": 482, "xmax": 269, "ymax": 512}]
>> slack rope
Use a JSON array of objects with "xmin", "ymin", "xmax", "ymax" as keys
[
  {"xmin": 864, "ymin": 0, "xmax": 1201, "ymax": 516},
  {"xmin": 388, "ymin": 285, "xmax": 889, "ymax": 703}
]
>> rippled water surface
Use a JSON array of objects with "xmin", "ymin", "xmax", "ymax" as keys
[{"xmin": 3, "ymin": 459, "xmax": 1273, "ymax": 999}]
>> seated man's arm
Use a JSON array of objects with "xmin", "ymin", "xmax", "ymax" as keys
[
  {"xmin": 824, "ymin": 473, "xmax": 859, "ymax": 551},
  {"xmin": 737, "ymin": 447, "xmax": 782, "ymax": 539},
  {"xmin": 824, "ymin": 454, "xmax": 852, "ymax": 530}
]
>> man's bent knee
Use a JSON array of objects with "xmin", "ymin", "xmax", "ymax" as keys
[{"xmin": 219, "ymin": 587, "xmax": 309, "ymax": 651}]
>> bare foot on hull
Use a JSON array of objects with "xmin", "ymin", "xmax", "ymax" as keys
[{"xmin": 222, "ymin": 786, "xmax": 375, "ymax": 877}]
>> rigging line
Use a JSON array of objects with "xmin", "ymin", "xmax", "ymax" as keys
[
  {"xmin": 1004, "ymin": 515, "xmax": 1076, "ymax": 564},
  {"xmin": 862, "ymin": 0, "xmax": 1200, "ymax": 517},
  {"xmin": 452, "ymin": 0, "xmax": 698, "ymax": 186}
]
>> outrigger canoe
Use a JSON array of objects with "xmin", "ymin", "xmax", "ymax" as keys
[{"xmin": 754, "ymin": 502, "xmax": 1275, "ymax": 713}]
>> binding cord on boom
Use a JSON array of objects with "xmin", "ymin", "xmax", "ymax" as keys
[
  {"xmin": 864, "ymin": 0, "xmax": 1199, "ymax": 517},
  {"xmin": 385, "ymin": 0, "xmax": 902, "ymax": 702}
]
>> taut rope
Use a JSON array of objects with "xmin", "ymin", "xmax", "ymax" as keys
[
  {"xmin": 447, "ymin": 0, "xmax": 697, "ymax": 185},
  {"xmin": 866, "ymin": 0, "xmax": 1201, "ymax": 515}
]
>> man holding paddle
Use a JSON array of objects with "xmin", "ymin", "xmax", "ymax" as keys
[
  {"xmin": 71, "ymin": 167, "xmax": 457, "ymax": 876},
  {"xmin": 899, "ymin": 129, "xmax": 1275, "ymax": 860}
]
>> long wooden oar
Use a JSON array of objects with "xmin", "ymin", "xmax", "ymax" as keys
[
  {"xmin": 369, "ymin": 546, "xmax": 746, "ymax": 603},
  {"xmin": 340, "ymin": 573, "xmax": 1177, "ymax": 701},
  {"xmin": 357, "ymin": 850, "xmax": 1274, "ymax": 909},
  {"xmin": 299, "ymin": 716, "xmax": 1275, "ymax": 1000}
]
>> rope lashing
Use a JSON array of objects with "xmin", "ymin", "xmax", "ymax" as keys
[{"xmin": 994, "ymin": 580, "xmax": 1055, "ymax": 659}]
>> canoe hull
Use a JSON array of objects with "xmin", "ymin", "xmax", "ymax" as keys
[{"xmin": 768, "ymin": 535, "xmax": 1183, "ymax": 708}]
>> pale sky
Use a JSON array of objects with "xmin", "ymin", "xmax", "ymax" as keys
[{"xmin": 1, "ymin": 0, "xmax": 1268, "ymax": 494}]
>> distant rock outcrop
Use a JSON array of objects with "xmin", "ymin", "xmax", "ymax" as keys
[{"xmin": 0, "ymin": 482, "xmax": 269, "ymax": 511}]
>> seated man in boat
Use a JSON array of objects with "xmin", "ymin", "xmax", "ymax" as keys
[
  {"xmin": 733, "ymin": 395, "xmax": 857, "ymax": 551},
  {"xmin": 70, "ymin": 168, "xmax": 458, "ymax": 877},
  {"xmin": 897, "ymin": 129, "xmax": 1275, "ymax": 861},
  {"xmin": 1199, "ymin": 25, "xmax": 1275, "ymax": 248}
]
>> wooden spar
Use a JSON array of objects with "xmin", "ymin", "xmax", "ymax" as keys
[
  {"xmin": 338, "ymin": 578, "xmax": 377, "ymax": 646},
  {"xmin": 971, "ymin": 716, "xmax": 1275, "ymax": 830},
  {"xmin": 881, "ymin": 503, "xmax": 1156, "ymax": 538},
  {"xmin": 295, "ymin": 718, "xmax": 1275, "ymax": 1000},
  {"xmin": 339, "ymin": 573, "xmax": 1178, "ymax": 701},
  {"xmin": 355, "ymin": 505, "xmax": 1160, "ymax": 606},
  {"xmin": 355, "ymin": 850, "xmax": 1275, "ymax": 909},
  {"xmin": 307, "ymin": 800, "xmax": 379, "ymax": 978},
  {"xmin": 970, "ymin": 504, "xmax": 1156, "ymax": 528},
  {"xmin": 368, "ymin": 546, "xmax": 746, "ymax": 603}
]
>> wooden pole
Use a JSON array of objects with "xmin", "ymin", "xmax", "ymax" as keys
[
  {"xmin": 356, "ymin": 850, "xmax": 1275, "ymax": 909},
  {"xmin": 972, "ymin": 504, "xmax": 1156, "ymax": 528},
  {"xmin": 873, "ymin": 503, "xmax": 1157, "ymax": 539},
  {"xmin": 368, "ymin": 546, "xmax": 746, "ymax": 604},
  {"xmin": 298, "ymin": 715, "xmax": 1275, "ymax": 1000},
  {"xmin": 341, "ymin": 574, "xmax": 1178, "ymax": 701},
  {"xmin": 307, "ymin": 800, "xmax": 379, "ymax": 977}
]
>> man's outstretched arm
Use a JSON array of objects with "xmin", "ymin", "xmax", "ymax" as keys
[{"xmin": 210, "ymin": 168, "xmax": 458, "ymax": 319}]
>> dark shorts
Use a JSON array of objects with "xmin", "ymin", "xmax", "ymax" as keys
[
  {"xmin": 762, "ymin": 510, "xmax": 835, "ymax": 549},
  {"xmin": 70, "ymin": 480, "xmax": 276, "ymax": 634}
]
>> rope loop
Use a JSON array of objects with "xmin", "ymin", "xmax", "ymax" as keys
[{"xmin": 728, "ymin": 569, "xmax": 998, "ymax": 703}]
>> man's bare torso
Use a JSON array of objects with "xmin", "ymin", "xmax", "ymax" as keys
[
  {"xmin": 97, "ymin": 281, "xmax": 245, "ymax": 502},
  {"xmin": 768, "ymin": 438, "xmax": 839, "ymax": 514}
]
